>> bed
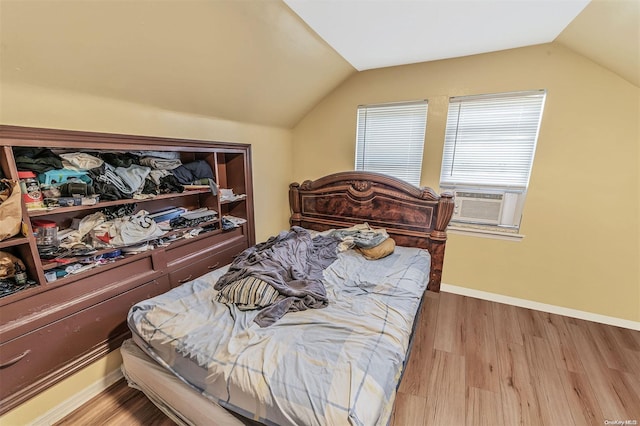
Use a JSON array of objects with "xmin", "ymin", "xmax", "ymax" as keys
[{"xmin": 121, "ymin": 171, "xmax": 454, "ymax": 425}]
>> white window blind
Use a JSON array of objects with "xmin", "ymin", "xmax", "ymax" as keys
[
  {"xmin": 355, "ymin": 100, "xmax": 428, "ymax": 186},
  {"xmin": 440, "ymin": 90, "xmax": 546, "ymax": 189}
]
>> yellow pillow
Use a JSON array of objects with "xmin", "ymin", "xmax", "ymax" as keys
[{"xmin": 357, "ymin": 237, "xmax": 395, "ymax": 260}]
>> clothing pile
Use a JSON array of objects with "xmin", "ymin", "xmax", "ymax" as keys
[
  {"xmin": 214, "ymin": 227, "xmax": 339, "ymax": 327},
  {"xmin": 317, "ymin": 223, "xmax": 396, "ymax": 260},
  {"xmin": 60, "ymin": 210, "xmax": 165, "ymax": 249},
  {"xmin": 14, "ymin": 148, "xmax": 225, "ymax": 279},
  {"xmin": 55, "ymin": 205, "xmax": 218, "ymax": 252},
  {"xmin": 13, "ymin": 148, "xmax": 219, "ymax": 206}
]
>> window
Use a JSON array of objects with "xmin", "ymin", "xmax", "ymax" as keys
[
  {"xmin": 355, "ymin": 100, "xmax": 428, "ymax": 186},
  {"xmin": 440, "ymin": 90, "xmax": 546, "ymax": 231}
]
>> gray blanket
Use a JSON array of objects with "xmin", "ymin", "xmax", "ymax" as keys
[{"xmin": 214, "ymin": 226, "xmax": 339, "ymax": 326}]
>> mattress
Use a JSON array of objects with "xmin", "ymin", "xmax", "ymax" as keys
[
  {"xmin": 121, "ymin": 338, "xmax": 248, "ymax": 426},
  {"xmin": 128, "ymin": 246, "xmax": 431, "ymax": 426}
]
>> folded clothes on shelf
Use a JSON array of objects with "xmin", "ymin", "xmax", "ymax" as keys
[
  {"xmin": 129, "ymin": 151, "xmax": 181, "ymax": 160},
  {"xmin": 222, "ymin": 215, "xmax": 247, "ymax": 230},
  {"xmin": 180, "ymin": 207, "xmax": 218, "ymax": 220},
  {"xmin": 219, "ymin": 188, "xmax": 246, "ymax": 202},
  {"xmin": 148, "ymin": 207, "xmax": 188, "ymax": 223},
  {"xmin": 139, "ymin": 156, "xmax": 182, "ymax": 170},
  {"xmin": 172, "ymin": 160, "xmax": 215, "ymax": 185},
  {"xmin": 169, "ymin": 208, "xmax": 218, "ymax": 229},
  {"xmin": 59, "ymin": 152, "xmax": 104, "ymax": 171}
]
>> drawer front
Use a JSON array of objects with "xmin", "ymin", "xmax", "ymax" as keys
[
  {"xmin": 1, "ymin": 256, "xmax": 161, "ymax": 343},
  {"xmin": 0, "ymin": 277, "xmax": 170, "ymax": 403},
  {"xmin": 168, "ymin": 240, "xmax": 247, "ymax": 288},
  {"xmin": 165, "ymin": 227, "xmax": 246, "ymax": 267}
]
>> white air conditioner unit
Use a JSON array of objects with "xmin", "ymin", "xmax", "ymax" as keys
[{"xmin": 452, "ymin": 190, "xmax": 521, "ymax": 227}]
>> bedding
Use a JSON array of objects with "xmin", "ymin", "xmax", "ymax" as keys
[
  {"xmin": 121, "ymin": 339, "xmax": 248, "ymax": 426},
  {"xmin": 214, "ymin": 226, "xmax": 339, "ymax": 326},
  {"xmin": 357, "ymin": 237, "xmax": 396, "ymax": 260},
  {"xmin": 127, "ymin": 243, "xmax": 431, "ymax": 426},
  {"xmin": 215, "ymin": 276, "xmax": 281, "ymax": 311}
]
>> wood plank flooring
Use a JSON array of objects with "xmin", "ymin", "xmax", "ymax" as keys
[
  {"xmin": 54, "ymin": 378, "xmax": 174, "ymax": 426},
  {"xmin": 392, "ymin": 292, "xmax": 640, "ymax": 426},
  {"xmin": 56, "ymin": 291, "xmax": 640, "ymax": 426}
]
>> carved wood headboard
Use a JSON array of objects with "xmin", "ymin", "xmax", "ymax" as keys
[{"xmin": 289, "ymin": 171, "xmax": 454, "ymax": 292}]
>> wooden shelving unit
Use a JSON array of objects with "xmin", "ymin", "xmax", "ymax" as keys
[{"xmin": 0, "ymin": 125, "xmax": 255, "ymax": 414}]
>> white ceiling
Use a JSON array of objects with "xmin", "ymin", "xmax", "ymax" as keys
[{"xmin": 284, "ymin": 0, "xmax": 592, "ymax": 71}]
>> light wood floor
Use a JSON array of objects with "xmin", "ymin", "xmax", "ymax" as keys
[{"xmin": 56, "ymin": 291, "xmax": 640, "ymax": 426}]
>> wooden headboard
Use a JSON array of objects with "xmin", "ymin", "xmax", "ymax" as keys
[{"xmin": 289, "ymin": 171, "xmax": 454, "ymax": 292}]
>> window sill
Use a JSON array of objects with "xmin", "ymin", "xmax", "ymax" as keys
[{"xmin": 447, "ymin": 224, "xmax": 525, "ymax": 241}]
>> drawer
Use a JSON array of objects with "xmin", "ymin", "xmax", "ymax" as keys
[
  {"xmin": 0, "ymin": 277, "xmax": 170, "ymax": 404},
  {"xmin": 1, "ymin": 256, "xmax": 161, "ymax": 343},
  {"xmin": 165, "ymin": 227, "xmax": 246, "ymax": 267},
  {"xmin": 168, "ymin": 240, "xmax": 247, "ymax": 288}
]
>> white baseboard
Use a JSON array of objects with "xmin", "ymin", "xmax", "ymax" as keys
[
  {"xmin": 32, "ymin": 367, "xmax": 123, "ymax": 426},
  {"xmin": 441, "ymin": 283, "xmax": 640, "ymax": 331}
]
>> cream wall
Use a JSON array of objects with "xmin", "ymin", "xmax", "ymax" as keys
[
  {"xmin": 0, "ymin": 82, "xmax": 293, "ymax": 424},
  {"xmin": 0, "ymin": 82, "xmax": 294, "ymax": 241},
  {"xmin": 0, "ymin": 351, "xmax": 123, "ymax": 425},
  {"xmin": 292, "ymin": 42, "xmax": 640, "ymax": 323}
]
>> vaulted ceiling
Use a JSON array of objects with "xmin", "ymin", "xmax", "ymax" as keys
[
  {"xmin": 0, "ymin": 0, "xmax": 637, "ymax": 129},
  {"xmin": 0, "ymin": 0, "xmax": 353, "ymax": 128}
]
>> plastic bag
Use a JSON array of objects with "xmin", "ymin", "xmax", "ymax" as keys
[
  {"xmin": 0, "ymin": 180, "xmax": 22, "ymax": 241},
  {"xmin": 0, "ymin": 251, "xmax": 25, "ymax": 279}
]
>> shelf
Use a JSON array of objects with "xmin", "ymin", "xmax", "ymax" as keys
[
  {"xmin": 27, "ymin": 189, "xmax": 211, "ymax": 217},
  {"xmin": 41, "ymin": 246, "xmax": 122, "ymax": 271},
  {"xmin": 0, "ymin": 236, "xmax": 29, "ymax": 250},
  {"xmin": 38, "ymin": 250, "xmax": 154, "ymax": 281},
  {"xmin": 40, "ymin": 220, "xmax": 221, "ymax": 271},
  {"xmin": 220, "ymin": 198, "xmax": 247, "ymax": 205}
]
